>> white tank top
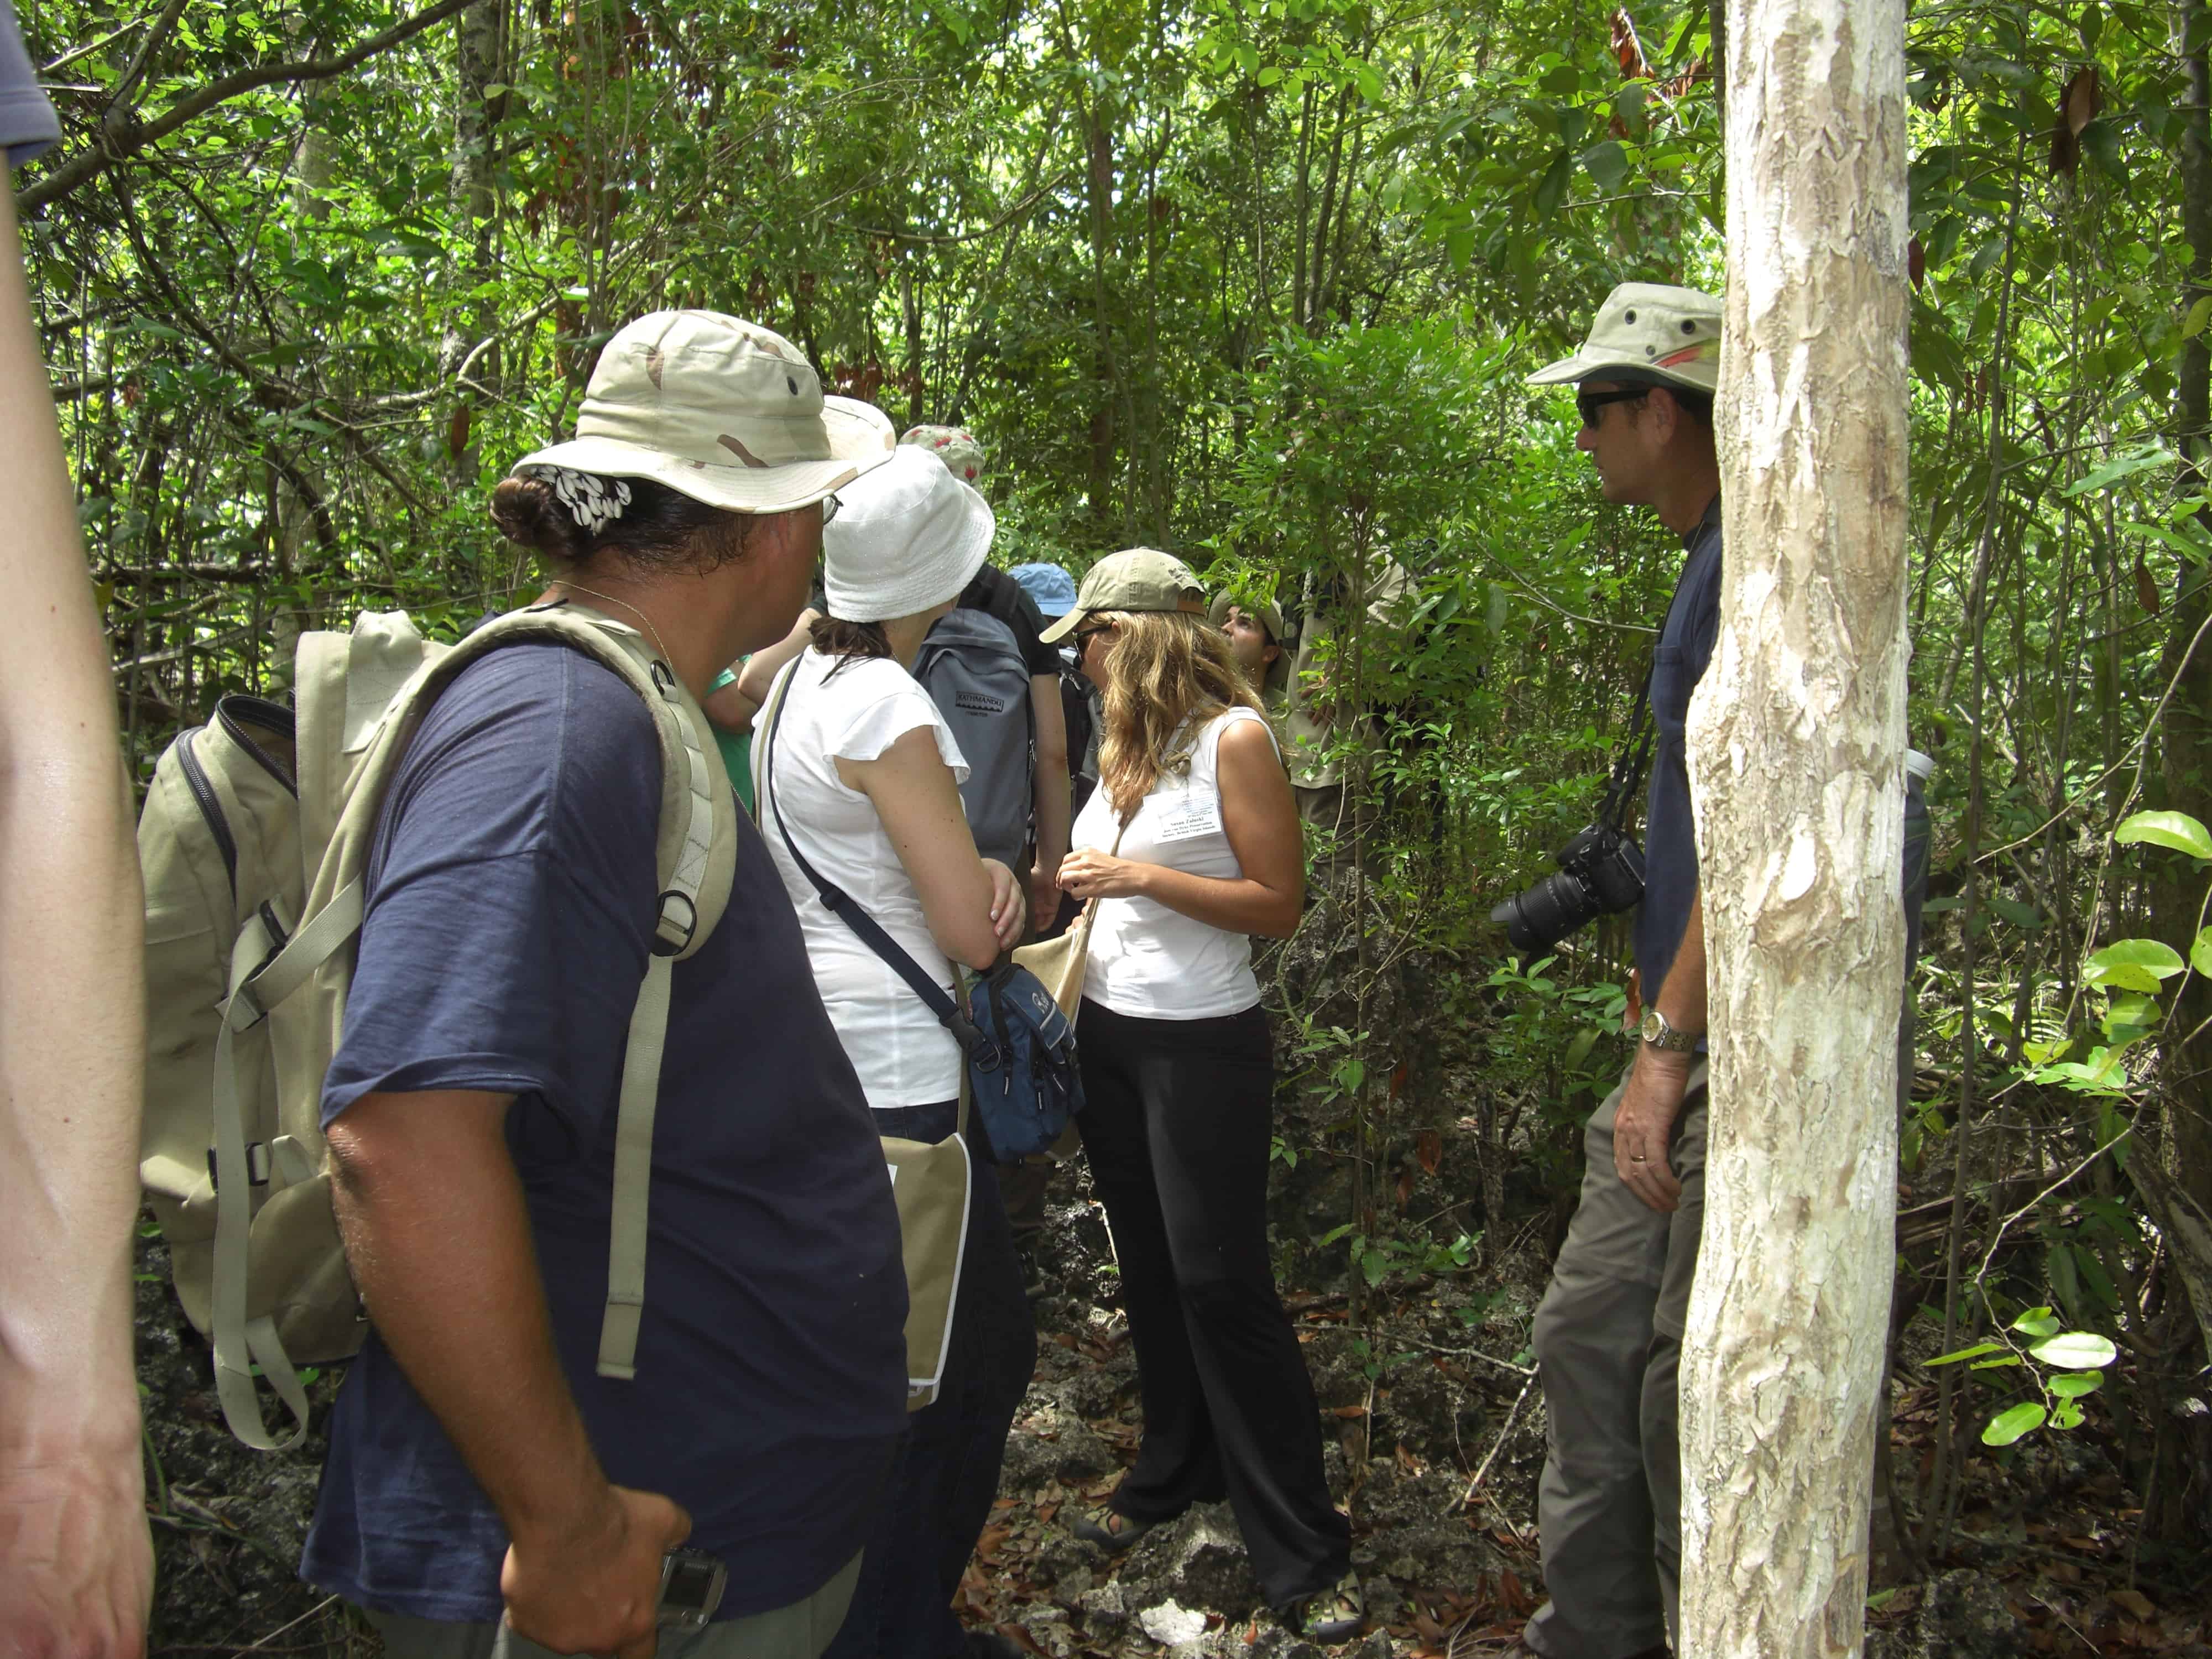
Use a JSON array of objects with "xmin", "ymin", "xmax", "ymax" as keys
[{"xmin": 1073, "ymin": 705, "xmax": 1275, "ymax": 1020}]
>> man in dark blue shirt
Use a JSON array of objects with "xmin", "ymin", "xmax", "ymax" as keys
[
  {"xmin": 306, "ymin": 311, "xmax": 910, "ymax": 1658},
  {"xmin": 1509, "ymin": 284, "xmax": 1725, "ymax": 1659}
]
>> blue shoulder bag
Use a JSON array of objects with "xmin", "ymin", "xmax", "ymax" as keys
[{"xmin": 760, "ymin": 661, "xmax": 1084, "ymax": 1161}]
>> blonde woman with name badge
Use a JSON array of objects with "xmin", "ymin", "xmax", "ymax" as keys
[{"xmin": 1045, "ymin": 550, "xmax": 1361, "ymax": 1644}]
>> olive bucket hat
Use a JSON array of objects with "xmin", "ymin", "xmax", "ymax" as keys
[
  {"xmin": 511, "ymin": 311, "xmax": 896, "ymax": 513},
  {"xmin": 1040, "ymin": 548, "xmax": 1208, "ymax": 645},
  {"xmin": 1527, "ymin": 282, "xmax": 1723, "ymax": 393}
]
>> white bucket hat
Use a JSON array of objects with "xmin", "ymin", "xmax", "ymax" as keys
[
  {"xmin": 510, "ymin": 311, "xmax": 896, "ymax": 513},
  {"xmin": 822, "ymin": 448, "xmax": 994, "ymax": 623}
]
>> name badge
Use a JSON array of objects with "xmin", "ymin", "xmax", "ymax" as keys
[{"xmin": 1151, "ymin": 789, "xmax": 1222, "ymax": 844}]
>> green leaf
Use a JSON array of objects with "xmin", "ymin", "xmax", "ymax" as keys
[
  {"xmin": 2047, "ymin": 1370, "xmax": 2105, "ymax": 1399},
  {"xmin": 2081, "ymin": 963, "xmax": 2167, "ymax": 995},
  {"xmin": 2192, "ymin": 927, "xmax": 2212, "ymax": 978},
  {"xmin": 1361, "ymin": 1250, "xmax": 1389, "ymax": 1287},
  {"xmin": 2011, "ymin": 1306, "xmax": 2061, "ymax": 1338},
  {"xmin": 1255, "ymin": 65, "xmax": 1282, "ymax": 86},
  {"xmin": 1533, "ymin": 150, "xmax": 1574, "ymax": 218},
  {"xmin": 1971, "ymin": 1354, "xmax": 2024, "ymax": 1369},
  {"xmin": 2087, "ymin": 939, "xmax": 2187, "ymax": 981},
  {"xmin": 2120, "ymin": 520, "xmax": 2212, "ymax": 568},
  {"xmin": 2052, "ymin": 1398, "xmax": 2085, "ymax": 1430},
  {"xmin": 2028, "ymin": 1331, "xmax": 2118, "ymax": 1369},
  {"xmin": 1924, "ymin": 1340, "xmax": 2006, "ymax": 1366},
  {"xmin": 2116, "ymin": 810, "xmax": 2212, "ymax": 860},
  {"xmin": 1981, "ymin": 1401, "xmax": 2048, "ymax": 1446},
  {"xmin": 1580, "ymin": 140, "xmax": 1629, "ymax": 193},
  {"xmin": 2065, "ymin": 446, "xmax": 2172, "ymax": 498},
  {"xmin": 2188, "ymin": 296, "xmax": 2212, "ymax": 340},
  {"xmin": 2081, "ymin": 119, "xmax": 2127, "ymax": 182}
]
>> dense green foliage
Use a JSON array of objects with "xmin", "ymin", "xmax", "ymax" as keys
[{"xmin": 20, "ymin": 0, "xmax": 2212, "ymax": 1568}]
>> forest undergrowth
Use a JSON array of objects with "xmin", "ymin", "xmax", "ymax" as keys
[{"xmin": 129, "ymin": 872, "xmax": 2212, "ymax": 1659}]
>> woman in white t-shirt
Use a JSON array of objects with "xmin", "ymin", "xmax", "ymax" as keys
[
  {"xmin": 1043, "ymin": 549, "xmax": 1361, "ymax": 1644},
  {"xmin": 755, "ymin": 446, "xmax": 1033, "ymax": 1659}
]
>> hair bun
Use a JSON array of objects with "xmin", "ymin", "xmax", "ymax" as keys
[{"xmin": 489, "ymin": 475, "xmax": 582, "ymax": 557}]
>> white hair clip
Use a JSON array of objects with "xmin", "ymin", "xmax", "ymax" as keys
[{"xmin": 524, "ymin": 466, "xmax": 633, "ymax": 534}]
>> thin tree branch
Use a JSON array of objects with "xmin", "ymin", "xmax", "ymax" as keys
[{"xmin": 16, "ymin": 0, "xmax": 476, "ymax": 215}]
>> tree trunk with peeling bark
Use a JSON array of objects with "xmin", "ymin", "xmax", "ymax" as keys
[{"xmin": 1678, "ymin": 0, "xmax": 1911, "ymax": 1651}]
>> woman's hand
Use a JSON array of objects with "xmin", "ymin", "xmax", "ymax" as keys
[
  {"xmin": 1057, "ymin": 847, "xmax": 1152, "ymax": 901},
  {"xmin": 982, "ymin": 859, "xmax": 1026, "ymax": 950}
]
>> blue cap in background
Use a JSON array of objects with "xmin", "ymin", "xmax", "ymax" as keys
[{"xmin": 1010, "ymin": 561, "xmax": 1079, "ymax": 619}]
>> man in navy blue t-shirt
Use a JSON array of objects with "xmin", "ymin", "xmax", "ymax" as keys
[
  {"xmin": 305, "ymin": 311, "xmax": 910, "ymax": 1659},
  {"xmin": 1510, "ymin": 284, "xmax": 1726, "ymax": 1659}
]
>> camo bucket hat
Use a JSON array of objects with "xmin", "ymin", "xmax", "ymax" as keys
[{"xmin": 900, "ymin": 424, "xmax": 987, "ymax": 485}]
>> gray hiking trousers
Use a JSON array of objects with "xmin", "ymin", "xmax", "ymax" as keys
[{"xmin": 1524, "ymin": 1062, "xmax": 1708, "ymax": 1659}]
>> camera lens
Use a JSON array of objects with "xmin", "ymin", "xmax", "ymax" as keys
[{"xmin": 1489, "ymin": 869, "xmax": 1598, "ymax": 956}]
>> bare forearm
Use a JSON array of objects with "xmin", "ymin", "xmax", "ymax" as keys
[
  {"xmin": 735, "ymin": 611, "xmax": 817, "ymax": 706},
  {"xmin": 0, "ymin": 177, "xmax": 151, "ymax": 1658},
  {"xmin": 1652, "ymin": 885, "xmax": 1707, "ymax": 1037},
  {"xmin": 1033, "ymin": 768, "xmax": 1071, "ymax": 873},
  {"xmin": 329, "ymin": 1094, "xmax": 607, "ymax": 1540},
  {"xmin": 1130, "ymin": 864, "xmax": 1302, "ymax": 940},
  {"xmin": 0, "ymin": 181, "xmax": 144, "ymax": 1462}
]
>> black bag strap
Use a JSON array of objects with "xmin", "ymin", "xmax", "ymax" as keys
[
  {"xmin": 759, "ymin": 658, "xmax": 994, "ymax": 1063},
  {"xmin": 1595, "ymin": 662, "xmax": 1656, "ymax": 835}
]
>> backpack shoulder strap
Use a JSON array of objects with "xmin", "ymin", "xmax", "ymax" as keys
[{"xmin": 228, "ymin": 601, "xmax": 735, "ymax": 1387}]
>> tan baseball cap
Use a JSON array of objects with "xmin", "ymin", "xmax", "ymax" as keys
[
  {"xmin": 1039, "ymin": 548, "xmax": 1207, "ymax": 644},
  {"xmin": 510, "ymin": 311, "xmax": 896, "ymax": 513},
  {"xmin": 1527, "ymin": 283, "xmax": 1722, "ymax": 394}
]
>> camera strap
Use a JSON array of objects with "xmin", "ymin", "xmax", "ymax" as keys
[{"xmin": 1595, "ymin": 663, "xmax": 1656, "ymax": 834}]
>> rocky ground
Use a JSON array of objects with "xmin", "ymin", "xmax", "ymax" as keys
[
  {"xmin": 137, "ymin": 1152, "xmax": 2212, "ymax": 1657},
  {"xmin": 127, "ymin": 879, "xmax": 2212, "ymax": 1658}
]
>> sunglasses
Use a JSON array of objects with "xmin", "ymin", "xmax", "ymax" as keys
[
  {"xmin": 1576, "ymin": 387, "xmax": 1650, "ymax": 430},
  {"xmin": 1073, "ymin": 622, "xmax": 1114, "ymax": 648},
  {"xmin": 820, "ymin": 491, "xmax": 843, "ymax": 526}
]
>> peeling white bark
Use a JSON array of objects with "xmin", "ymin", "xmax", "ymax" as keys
[{"xmin": 1678, "ymin": 0, "xmax": 1911, "ymax": 1653}]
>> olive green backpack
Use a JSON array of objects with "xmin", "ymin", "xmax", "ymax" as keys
[{"xmin": 137, "ymin": 602, "xmax": 735, "ymax": 1450}]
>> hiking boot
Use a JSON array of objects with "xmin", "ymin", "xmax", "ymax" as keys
[
  {"xmin": 1070, "ymin": 1498, "xmax": 1162, "ymax": 1552},
  {"xmin": 1288, "ymin": 1569, "xmax": 1365, "ymax": 1644}
]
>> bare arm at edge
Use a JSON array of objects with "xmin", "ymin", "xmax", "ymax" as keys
[
  {"xmin": 326, "ymin": 1091, "xmax": 690, "ymax": 1659},
  {"xmin": 1027, "ymin": 675, "xmax": 1071, "ymax": 935},
  {"xmin": 1057, "ymin": 719, "xmax": 1304, "ymax": 939},
  {"xmin": 0, "ymin": 180, "xmax": 154, "ymax": 1659}
]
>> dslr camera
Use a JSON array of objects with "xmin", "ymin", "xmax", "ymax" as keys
[{"xmin": 1489, "ymin": 820, "xmax": 1646, "ymax": 956}]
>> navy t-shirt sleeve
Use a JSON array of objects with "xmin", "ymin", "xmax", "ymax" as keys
[
  {"xmin": 0, "ymin": 3, "xmax": 59, "ymax": 168},
  {"xmin": 323, "ymin": 645, "xmax": 659, "ymax": 1142}
]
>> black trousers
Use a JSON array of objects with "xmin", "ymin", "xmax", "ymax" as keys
[
  {"xmin": 825, "ymin": 1100, "xmax": 1037, "ymax": 1659},
  {"xmin": 1076, "ymin": 1000, "xmax": 1349, "ymax": 1608}
]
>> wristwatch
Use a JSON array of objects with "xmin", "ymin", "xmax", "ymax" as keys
[{"xmin": 1640, "ymin": 1008, "xmax": 1699, "ymax": 1053}]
